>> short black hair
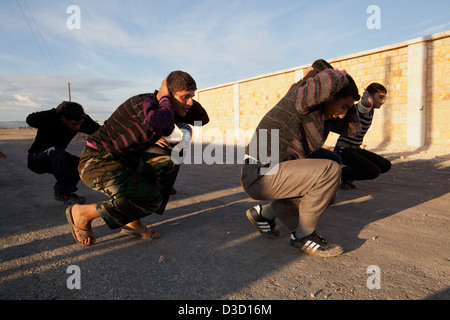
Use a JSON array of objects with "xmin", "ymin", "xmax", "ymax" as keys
[
  {"xmin": 366, "ymin": 83, "xmax": 387, "ymax": 95},
  {"xmin": 61, "ymin": 102, "xmax": 85, "ymax": 121},
  {"xmin": 312, "ymin": 59, "xmax": 333, "ymax": 72},
  {"xmin": 335, "ymin": 75, "xmax": 361, "ymax": 101},
  {"xmin": 167, "ymin": 71, "xmax": 197, "ymax": 95}
]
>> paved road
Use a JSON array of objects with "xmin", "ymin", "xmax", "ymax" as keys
[{"xmin": 0, "ymin": 137, "xmax": 449, "ymax": 303}]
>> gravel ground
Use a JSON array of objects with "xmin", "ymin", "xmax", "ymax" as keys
[{"xmin": 0, "ymin": 129, "xmax": 448, "ymax": 305}]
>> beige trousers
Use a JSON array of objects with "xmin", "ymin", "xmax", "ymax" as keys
[{"xmin": 240, "ymin": 159, "xmax": 340, "ymax": 231}]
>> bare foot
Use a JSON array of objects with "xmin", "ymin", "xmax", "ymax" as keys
[
  {"xmin": 124, "ymin": 220, "xmax": 160, "ymax": 239},
  {"xmin": 71, "ymin": 204, "xmax": 97, "ymax": 245}
]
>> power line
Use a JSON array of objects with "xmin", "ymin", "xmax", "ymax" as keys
[
  {"xmin": 23, "ymin": 0, "xmax": 64, "ymax": 79},
  {"xmin": 16, "ymin": 0, "xmax": 65, "ymax": 83}
]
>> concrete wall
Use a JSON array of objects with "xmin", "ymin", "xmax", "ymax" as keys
[{"xmin": 195, "ymin": 31, "xmax": 450, "ymax": 149}]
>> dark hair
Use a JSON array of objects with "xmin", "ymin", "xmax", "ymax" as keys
[
  {"xmin": 167, "ymin": 70, "xmax": 197, "ymax": 95},
  {"xmin": 334, "ymin": 75, "xmax": 361, "ymax": 101},
  {"xmin": 61, "ymin": 102, "xmax": 85, "ymax": 121},
  {"xmin": 366, "ymin": 82, "xmax": 387, "ymax": 95},
  {"xmin": 312, "ymin": 59, "xmax": 333, "ymax": 73},
  {"xmin": 298, "ymin": 59, "xmax": 334, "ymax": 86}
]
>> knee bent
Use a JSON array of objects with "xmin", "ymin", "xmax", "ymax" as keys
[
  {"xmin": 380, "ymin": 160, "xmax": 392, "ymax": 174},
  {"xmin": 320, "ymin": 160, "xmax": 341, "ymax": 186},
  {"xmin": 115, "ymin": 192, "xmax": 163, "ymax": 216},
  {"xmin": 327, "ymin": 161, "xmax": 341, "ymax": 179}
]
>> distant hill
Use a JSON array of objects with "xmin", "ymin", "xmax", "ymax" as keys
[{"xmin": 0, "ymin": 121, "xmax": 29, "ymax": 129}]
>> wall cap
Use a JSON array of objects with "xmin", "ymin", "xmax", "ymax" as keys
[{"xmin": 197, "ymin": 30, "xmax": 450, "ymax": 93}]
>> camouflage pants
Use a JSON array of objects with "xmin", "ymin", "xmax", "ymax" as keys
[{"xmin": 78, "ymin": 147, "xmax": 179, "ymax": 229}]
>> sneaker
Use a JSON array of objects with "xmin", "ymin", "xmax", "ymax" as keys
[
  {"xmin": 55, "ymin": 192, "xmax": 86, "ymax": 206},
  {"xmin": 246, "ymin": 205, "xmax": 281, "ymax": 239},
  {"xmin": 290, "ymin": 231, "xmax": 343, "ymax": 258}
]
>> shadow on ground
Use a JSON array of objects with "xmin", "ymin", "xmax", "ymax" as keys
[{"xmin": 0, "ymin": 140, "xmax": 448, "ymax": 300}]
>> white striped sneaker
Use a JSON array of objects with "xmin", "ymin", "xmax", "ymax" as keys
[
  {"xmin": 246, "ymin": 205, "xmax": 281, "ymax": 239},
  {"xmin": 290, "ymin": 232, "xmax": 343, "ymax": 258}
]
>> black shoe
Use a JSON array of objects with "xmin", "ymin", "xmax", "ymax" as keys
[
  {"xmin": 54, "ymin": 192, "xmax": 65, "ymax": 202},
  {"xmin": 340, "ymin": 180, "xmax": 356, "ymax": 190},
  {"xmin": 290, "ymin": 231, "xmax": 343, "ymax": 258},
  {"xmin": 64, "ymin": 194, "xmax": 86, "ymax": 206},
  {"xmin": 246, "ymin": 205, "xmax": 281, "ymax": 239},
  {"xmin": 55, "ymin": 192, "xmax": 86, "ymax": 206}
]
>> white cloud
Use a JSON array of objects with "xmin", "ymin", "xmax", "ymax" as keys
[
  {"xmin": 12, "ymin": 93, "xmax": 40, "ymax": 108},
  {"xmin": 2, "ymin": 0, "xmax": 450, "ymax": 123},
  {"xmin": 27, "ymin": 1, "xmax": 297, "ymax": 77},
  {"xmin": 0, "ymin": 75, "xmax": 138, "ymax": 122}
]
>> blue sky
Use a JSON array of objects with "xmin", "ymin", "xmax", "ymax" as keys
[{"xmin": 0, "ymin": 0, "xmax": 449, "ymax": 123}]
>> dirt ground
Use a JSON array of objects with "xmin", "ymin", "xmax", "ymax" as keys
[{"xmin": 0, "ymin": 128, "xmax": 449, "ymax": 302}]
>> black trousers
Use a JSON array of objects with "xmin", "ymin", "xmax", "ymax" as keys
[
  {"xmin": 27, "ymin": 146, "xmax": 81, "ymax": 196},
  {"xmin": 308, "ymin": 147, "xmax": 342, "ymax": 165},
  {"xmin": 334, "ymin": 146, "xmax": 391, "ymax": 182}
]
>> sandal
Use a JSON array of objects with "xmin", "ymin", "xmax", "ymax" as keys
[
  {"xmin": 120, "ymin": 226, "xmax": 160, "ymax": 240},
  {"xmin": 65, "ymin": 205, "xmax": 95, "ymax": 246}
]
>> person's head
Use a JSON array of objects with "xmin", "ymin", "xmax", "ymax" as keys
[
  {"xmin": 302, "ymin": 59, "xmax": 334, "ymax": 83},
  {"xmin": 323, "ymin": 74, "xmax": 360, "ymax": 120},
  {"xmin": 167, "ymin": 71, "xmax": 197, "ymax": 117},
  {"xmin": 366, "ymin": 82, "xmax": 387, "ymax": 109},
  {"xmin": 312, "ymin": 59, "xmax": 333, "ymax": 73},
  {"xmin": 59, "ymin": 102, "xmax": 85, "ymax": 132}
]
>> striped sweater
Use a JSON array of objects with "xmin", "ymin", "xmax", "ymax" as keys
[
  {"xmin": 246, "ymin": 69, "xmax": 361, "ymax": 163},
  {"xmin": 87, "ymin": 93, "xmax": 209, "ymax": 157},
  {"xmin": 336, "ymin": 101, "xmax": 374, "ymax": 146},
  {"xmin": 87, "ymin": 93, "xmax": 174, "ymax": 156}
]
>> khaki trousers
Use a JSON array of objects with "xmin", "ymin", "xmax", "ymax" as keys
[{"xmin": 240, "ymin": 159, "xmax": 340, "ymax": 231}]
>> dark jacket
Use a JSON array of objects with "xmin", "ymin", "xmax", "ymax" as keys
[{"xmin": 26, "ymin": 108, "xmax": 100, "ymax": 154}]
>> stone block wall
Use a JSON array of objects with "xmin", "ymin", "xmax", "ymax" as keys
[{"xmin": 195, "ymin": 31, "xmax": 450, "ymax": 149}]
